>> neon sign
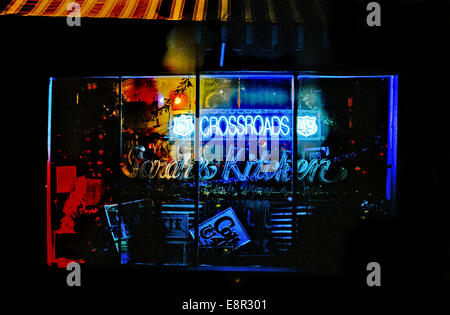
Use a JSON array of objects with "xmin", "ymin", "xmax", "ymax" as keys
[
  {"xmin": 297, "ymin": 116, "xmax": 318, "ymax": 137},
  {"xmin": 171, "ymin": 109, "xmax": 322, "ymax": 140},
  {"xmin": 200, "ymin": 114, "xmax": 290, "ymax": 138},
  {"xmin": 122, "ymin": 146, "xmax": 347, "ymax": 184},
  {"xmin": 172, "ymin": 115, "xmax": 195, "ymax": 137},
  {"xmin": 297, "ymin": 110, "xmax": 321, "ymax": 140}
]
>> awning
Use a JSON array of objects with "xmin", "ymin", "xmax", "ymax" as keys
[{"xmin": 0, "ymin": 0, "xmax": 327, "ymax": 24}]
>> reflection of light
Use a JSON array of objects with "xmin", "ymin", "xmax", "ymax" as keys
[
  {"xmin": 174, "ymin": 97, "xmax": 181, "ymax": 104},
  {"xmin": 159, "ymin": 97, "xmax": 165, "ymax": 104}
]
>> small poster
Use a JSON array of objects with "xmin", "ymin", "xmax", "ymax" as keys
[{"xmin": 190, "ymin": 207, "xmax": 251, "ymax": 249}]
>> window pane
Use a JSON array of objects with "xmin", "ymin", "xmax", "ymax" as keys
[
  {"xmin": 120, "ymin": 76, "xmax": 196, "ymax": 265},
  {"xmin": 198, "ymin": 75, "xmax": 294, "ymax": 267},
  {"xmin": 50, "ymin": 77, "xmax": 120, "ymax": 267},
  {"xmin": 295, "ymin": 76, "xmax": 391, "ymax": 274}
]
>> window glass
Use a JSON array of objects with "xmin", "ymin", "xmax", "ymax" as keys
[
  {"xmin": 294, "ymin": 76, "xmax": 391, "ymax": 273},
  {"xmin": 50, "ymin": 77, "xmax": 120, "ymax": 267},
  {"xmin": 198, "ymin": 75, "xmax": 294, "ymax": 266},
  {"xmin": 119, "ymin": 76, "xmax": 197, "ymax": 265}
]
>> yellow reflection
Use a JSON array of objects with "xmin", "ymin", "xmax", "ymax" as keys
[{"xmin": 162, "ymin": 25, "xmax": 204, "ymax": 72}]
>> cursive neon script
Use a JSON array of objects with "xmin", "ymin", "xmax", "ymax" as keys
[{"xmin": 122, "ymin": 147, "xmax": 347, "ymax": 184}]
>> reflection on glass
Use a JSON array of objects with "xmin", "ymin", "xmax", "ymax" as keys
[
  {"xmin": 50, "ymin": 78, "xmax": 120, "ymax": 267},
  {"xmin": 294, "ymin": 76, "xmax": 391, "ymax": 274},
  {"xmin": 120, "ymin": 76, "xmax": 196, "ymax": 265},
  {"xmin": 198, "ymin": 75, "xmax": 294, "ymax": 266}
]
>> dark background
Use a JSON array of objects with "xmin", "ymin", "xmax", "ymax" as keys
[{"xmin": 2, "ymin": 0, "xmax": 448, "ymax": 312}]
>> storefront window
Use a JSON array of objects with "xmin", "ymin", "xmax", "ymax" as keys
[{"xmin": 47, "ymin": 73, "xmax": 397, "ymax": 271}]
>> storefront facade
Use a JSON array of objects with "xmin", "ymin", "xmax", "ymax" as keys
[{"xmin": 47, "ymin": 72, "xmax": 398, "ymax": 272}]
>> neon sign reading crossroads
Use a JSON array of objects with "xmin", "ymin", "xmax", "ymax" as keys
[
  {"xmin": 171, "ymin": 110, "xmax": 320, "ymax": 139},
  {"xmin": 200, "ymin": 114, "xmax": 290, "ymax": 138}
]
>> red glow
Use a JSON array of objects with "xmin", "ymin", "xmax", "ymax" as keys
[
  {"xmin": 122, "ymin": 78, "xmax": 159, "ymax": 105},
  {"xmin": 47, "ymin": 148, "xmax": 52, "ymax": 266},
  {"xmin": 348, "ymin": 97, "xmax": 353, "ymax": 108},
  {"xmin": 354, "ymin": 166, "xmax": 361, "ymax": 171},
  {"xmin": 56, "ymin": 176, "xmax": 87, "ymax": 234},
  {"xmin": 98, "ymin": 150, "xmax": 104, "ymax": 155},
  {"xmin": 170, "ymin": 92, "xmax": 189, "ymax": 111},
  {"xmin": 56, "ymin": 166, "xmax": 77, "ymax": 193},
  {"xmin": 379, "ymin": 152, "xmax": 384, "ymax": 156},
  {"xmin": 98, "ymin": 134, "xmax": 104, "ymax": 139},
  {"xmin": 55, "ymin": 258, "xmax": 85, "ymax": 269},
  {"xmin": 86, "ymin": 179, "xmax": 104, "ymax": 206}
]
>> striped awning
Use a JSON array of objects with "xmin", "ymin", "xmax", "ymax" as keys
[{"xmin": 0, "ymin": 0, "xmax": 324, "ymax": 23}]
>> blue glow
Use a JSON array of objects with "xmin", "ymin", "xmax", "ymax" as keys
[
  {"xmin": 386, "ymin": 75, "xmax": 398, "ymax": 205},
  {"xmin": 297, "ymin": 110, "xmax": 321, "ymax": 140},
  {"xmin": 47, "ymin": 78, "xmax": 53, "ymax": 158},
  {"xmin": 172, "ymin": 114, "xmax": 195, "ymax": 137},
  {"xmin": 190, "ymin": 207, "xmax": 251, "ymax": 250},
  {"xmin": 297, "ymin": 115, "xmax": 318, "ymax": 137},
  {"xmin": 162, "ymin": 204, "xmax": 203, "ymax": 209},
  {"xmin": 272, "ymin": 236, "xmax": 292, "ymax": 239},
  {"xmin": 220, "ymin": 42, "xmax": 225, "ymax": 67}
]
